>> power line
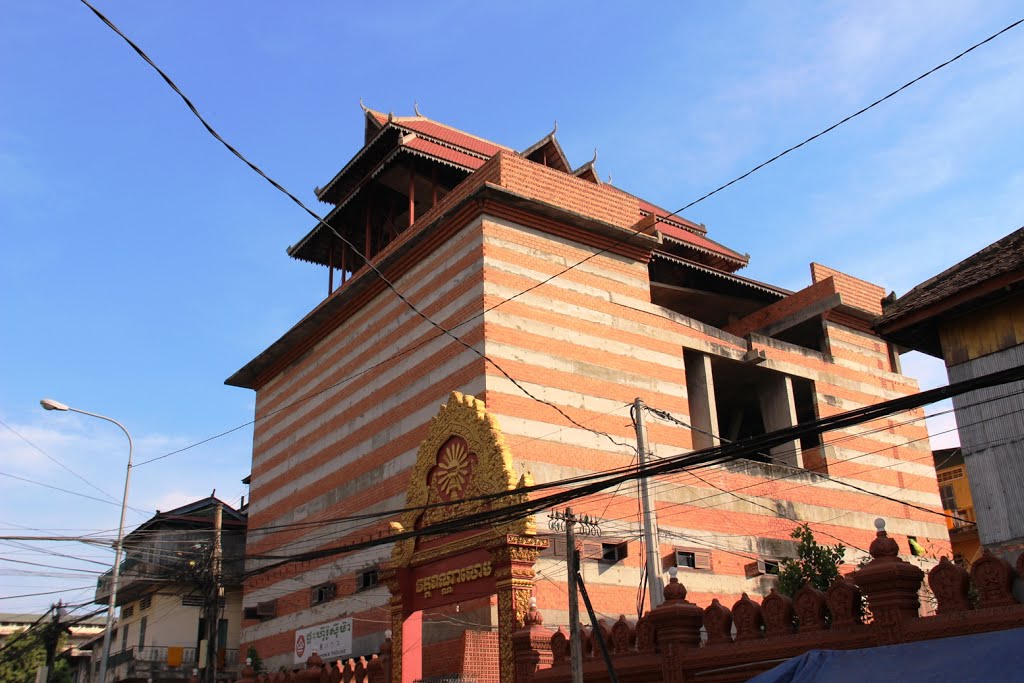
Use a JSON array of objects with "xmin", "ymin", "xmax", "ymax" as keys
[
  {"xmin": 241, "ymin": 364, "xmax": 1024, "ymax": 577},
  {"xmin": 0, "ymin": 471, "xmax": 149, "ymax": 514},
  {"xmin": 0, "ymin": 418, "xmax": 123, "ymax": 506},
  {"xmin": 78, "ymin": 0, "xmax": 634, "ymax": 460},
  {"xmin": 662, "ymin": 16, "xmax": 1024, "ymax": 220},
  {"xmin": 114, "ymin": 19, "xmax": 1023, "ymax": 470}
]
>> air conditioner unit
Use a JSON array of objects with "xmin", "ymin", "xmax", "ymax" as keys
[{"xmin": 256, "ymin": 600, "xmax": 277, "ymax": 618}]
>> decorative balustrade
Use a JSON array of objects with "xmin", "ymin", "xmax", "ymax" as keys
[
  {"xmin": 517, "ymin": 519, "xmax": 1024, "ymax": 683},
  {"xmin": 216, "ymin": 519, "xmax": 1024, "ymax": 683}
]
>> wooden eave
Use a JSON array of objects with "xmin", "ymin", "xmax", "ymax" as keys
[
  {"xmin": 651, "ymin": 251, "xmax": 788, "ymax": 299},
  {"xmin": 288, "ymin": 143, "xmax": 476, "ymax": 266},
  {"xmin": 660, "ymin": 232, "xmax": 750, "ymax": 272},
  {"xmin": 228, "ymin": 181, "xmax": 659, "ymax": 390},
  {"xmin": 521, "ymin": 134, "xmax": 571, "ymax": 173},
  {"xmin": 573, "ymin": 161, "xmax": 600, "ymax": 185},
  {"xmin": 874, "ymin": 275, "xmax": 1024, "ymax": 358},
  {"xmin": 316, "ymin": 124, "xmax": 401, "ymax": 204}
]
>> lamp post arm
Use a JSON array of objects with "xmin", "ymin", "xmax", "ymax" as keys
[{"xmin": 70, "ymin": 407, "xmax": 133, "ymax": 683}]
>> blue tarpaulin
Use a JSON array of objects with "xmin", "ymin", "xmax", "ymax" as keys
[{"xmin": 747, "ymin": 627, "xmax": 1024, "ymax": 682}]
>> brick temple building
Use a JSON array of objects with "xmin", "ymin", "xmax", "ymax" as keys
[{"xmin": 227, "ymin": 106, "xmax": 950, "ymax": 676}]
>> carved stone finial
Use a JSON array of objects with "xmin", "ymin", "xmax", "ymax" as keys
[
  {"xmin": 869, "ymin": 518, "xmax": 900, "ymax": 561},
  {"xmin": 414, "ymin": 100, "xmax": 422, "ymax": 117},
  {"xmin": 703, "ymin": 599, "xmax": 733, "ymax": 645},
  {"xmin": 928, "ymin": 556, "xmax": 971, "ymax": 613},
  {"xmin": 663, "ymin": 566, "xmax": 687, "ymax": 602},
  {"xmin": 761, "ymin": 588, "xmax": 795, "ymax": 637},
  {"xmin": 826, "ymin": 576, "xmax": 863, "ymax": 628},
  {"xmin": 609, "ymin": 615, "xmax": 634, "ymax": 653},
  {"xmin": 731, "ymin": 593, "xmax": 765, "ymax": 641},
  {"xmin": 971, "ymin": 549, "xmax": 1016, "ymax": 608},
  {"xmin": 388, "ymin": 111, "xmax": 394, "ymax": 122},
  {"xmin": 793, "ymin": 582, "xmax": 828, "ymax": 632},
  {"xmin": 550, "ymin": 627, "xmax": 569, "ymax": 664}
]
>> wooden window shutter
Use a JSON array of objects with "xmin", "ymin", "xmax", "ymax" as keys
[{"xmin": 694, "ymin": 550, "xmax": 712, "ymax": 570}]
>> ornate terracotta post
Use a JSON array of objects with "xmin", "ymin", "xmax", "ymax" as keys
[
  {"xmin": 236, "ymin": 657, "xmax": 258, "ymax": 683},
  {"xmin": 850, "ymin": 518, "xmax": 924, "ymax": 629},
  {"xmin": 512, "ymin": 597, "xmax": 554, "ymax": 683},
  {"xmin": 368, "ymin": 638, "xmax": 390, "ymax": 683},
  {"xmin": 491, "ymin": 535, "xmax": 546, "ymax": 683},
  {"xmin": 647, "ymin": 567, "xmax": 703, "ymax": 683}
]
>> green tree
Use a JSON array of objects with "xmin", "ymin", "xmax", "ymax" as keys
[
  {"xmin": 0, "ymin": 629, "xmax": 71, "ymax": 683},
  {"xmin": 777, "ymin": 523, "xmax": 846, "ymax": 597}
]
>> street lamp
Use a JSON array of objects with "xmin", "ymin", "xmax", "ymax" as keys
[{"xmin": 41, "ymin": 398, "xmax": 133, "ymax": 683}]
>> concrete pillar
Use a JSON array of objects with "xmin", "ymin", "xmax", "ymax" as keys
[
  {"xmin": 683, "ymin": 351, "xmax": 720, "ymax": 451},
  {"xmin": 758, "ymin": 374, "xmax": 803, "ymax": 468}
]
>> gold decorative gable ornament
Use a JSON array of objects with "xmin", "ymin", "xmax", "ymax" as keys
[{"xmin": 391, "ymin": 392, "xmax": 535, "ymax": 567}]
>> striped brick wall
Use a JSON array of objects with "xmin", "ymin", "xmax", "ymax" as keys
[
  {"xmin": 479, "ymin": 217, "xmax": 949, "ymax": 630},
  {"xmin": 239, "ymin": 174, "xmax": 948, "ymax": 667},
  {"xmin": 241, "ymin": 217, "xmax": 490, "ymax": 670}
]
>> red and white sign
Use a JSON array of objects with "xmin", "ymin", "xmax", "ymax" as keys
[{"xmin": 293, "ymin": 617, "xmax": 353, "ymax": 664}]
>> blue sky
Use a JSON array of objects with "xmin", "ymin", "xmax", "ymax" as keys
[{"xmin": 1, "ymin": 1, "xmax": 1022, "ymax": 614}]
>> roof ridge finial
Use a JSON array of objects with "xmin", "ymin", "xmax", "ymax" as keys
[
  {"xmin": 551, "ymin": 120, "xmax": 558, "ymax": 136},
  {"xmin": 414, "ymin": 100, "xmax": 422, "ymax": 117},
  {"xmin": 591, "ymin": 148, "xmax": 598, "ymax": 165},
  {"xmin": 606, "ymin": 173, "xmax": 612, "ymax": 184},
  {"xmin": 359, "ymin": 97, "xmax": 369, "ymax": 114}
]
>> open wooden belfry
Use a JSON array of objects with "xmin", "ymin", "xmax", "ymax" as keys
[{"xmin": 381, "ymin": 392, "xmax": 547, "ymax": 683}]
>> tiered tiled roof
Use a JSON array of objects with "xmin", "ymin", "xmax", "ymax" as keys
[{"xmin": 303, "ymin": 104, "xmax": 750, "ymax": 274}]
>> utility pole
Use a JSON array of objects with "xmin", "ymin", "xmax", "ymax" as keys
[
  {"xmin": 203, "ymin": 502, "xmax": 223, "ymax": 683},
  {"xmin": 550, "ymin": 508, "xmax": 600, "ymax": 683},
  {"xmin": 40, "ymin": 601, "xmax": 64, "ymax": 683},
  {"xmin": 634, "ymin": 398, "xmax": 664, "ymax": 609}
]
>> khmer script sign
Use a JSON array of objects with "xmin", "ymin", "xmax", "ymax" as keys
[{"xmin": 294, "ymin": 617, "xmax": 353, "ymax": 664}]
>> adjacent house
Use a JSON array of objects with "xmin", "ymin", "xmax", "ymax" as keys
[
  {"xmin": 932, "ymin": 447, "xmax": 981, "ymax": 567},
  {"xmin": 88, "ymin": 497, "xmax": 247, "ymax": 683},
  {"xmin": 876, "ymin": 227, "xmax": 1024, "ymax": 565},
  {"xmin": 228, "ymin": 106, "xmax": 950, "ymax": 674}
]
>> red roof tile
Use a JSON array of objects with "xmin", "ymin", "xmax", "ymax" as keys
[
  {"xmin": 638, "ymin": 199, "xmax": 706, "ymax": 234},
  {"xmin": 397, "ymin": 118, "xmax": 509, "ymax": 157},
  {"xmin": 403, "ymin": 136, "xmax": 486, "ymax": 170},
  {"xmin": 658, "ymin": 221, "xmax": 748, "ymax": 264}
]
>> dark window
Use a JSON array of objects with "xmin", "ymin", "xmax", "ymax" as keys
[
  {"xmin": 601, "ymin": 542, "xmax": 628, "ymax": 563},
  {"xmin": 140, "ymin": 595, "xmax": 152, "ymax": 611},
  {"xmin": 138, "ymin": 617, "xmax": 147, "ymax": 649},
  {"xmin": 673, "ymin": 548, "xmax": 712, "ymax": 570},
  {"xmin": 121, "ymin": 624, "xmax": 129, "ymax": 653},
  {"xmin": 357, "ymin": 569, "xmax": 379, "ymax": 590},
  {"xmin": 762, "ymin": 559, "xmax": 780, "ymax": 575},
  {"xmin": 939, "ymin": 484, "xmax": 957, "ymax": 511},
  {"xmin": 311, "ymin": 583, "xmax": 335, "ymax": 605},
  {"xmin": 243, "ymin": 606, "xmax": 259, "ymax": 620},
  {"xmin": 121, "ymin": 604, "xmax": 134, "ymax": 618}
]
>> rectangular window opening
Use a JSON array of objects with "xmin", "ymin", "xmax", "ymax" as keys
[
  {"xmin": 357, "ymin": 569, "xmax": 379, "ymax": 590},
  {"xmin": 673, "ymin": 548, "xmax": 711, "ymax": 570},
  {"xmin": 601, "ymin": 542, "xmax": 628, "ymax": 564},
  {"xmin": 311, "ymin": 582, "xmax": 336, "ymax": 605}
]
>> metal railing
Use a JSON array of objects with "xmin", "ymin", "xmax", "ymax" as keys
[{"xmin": 105, "ymin": 646, "xmax": 238, "ymax": 670}]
